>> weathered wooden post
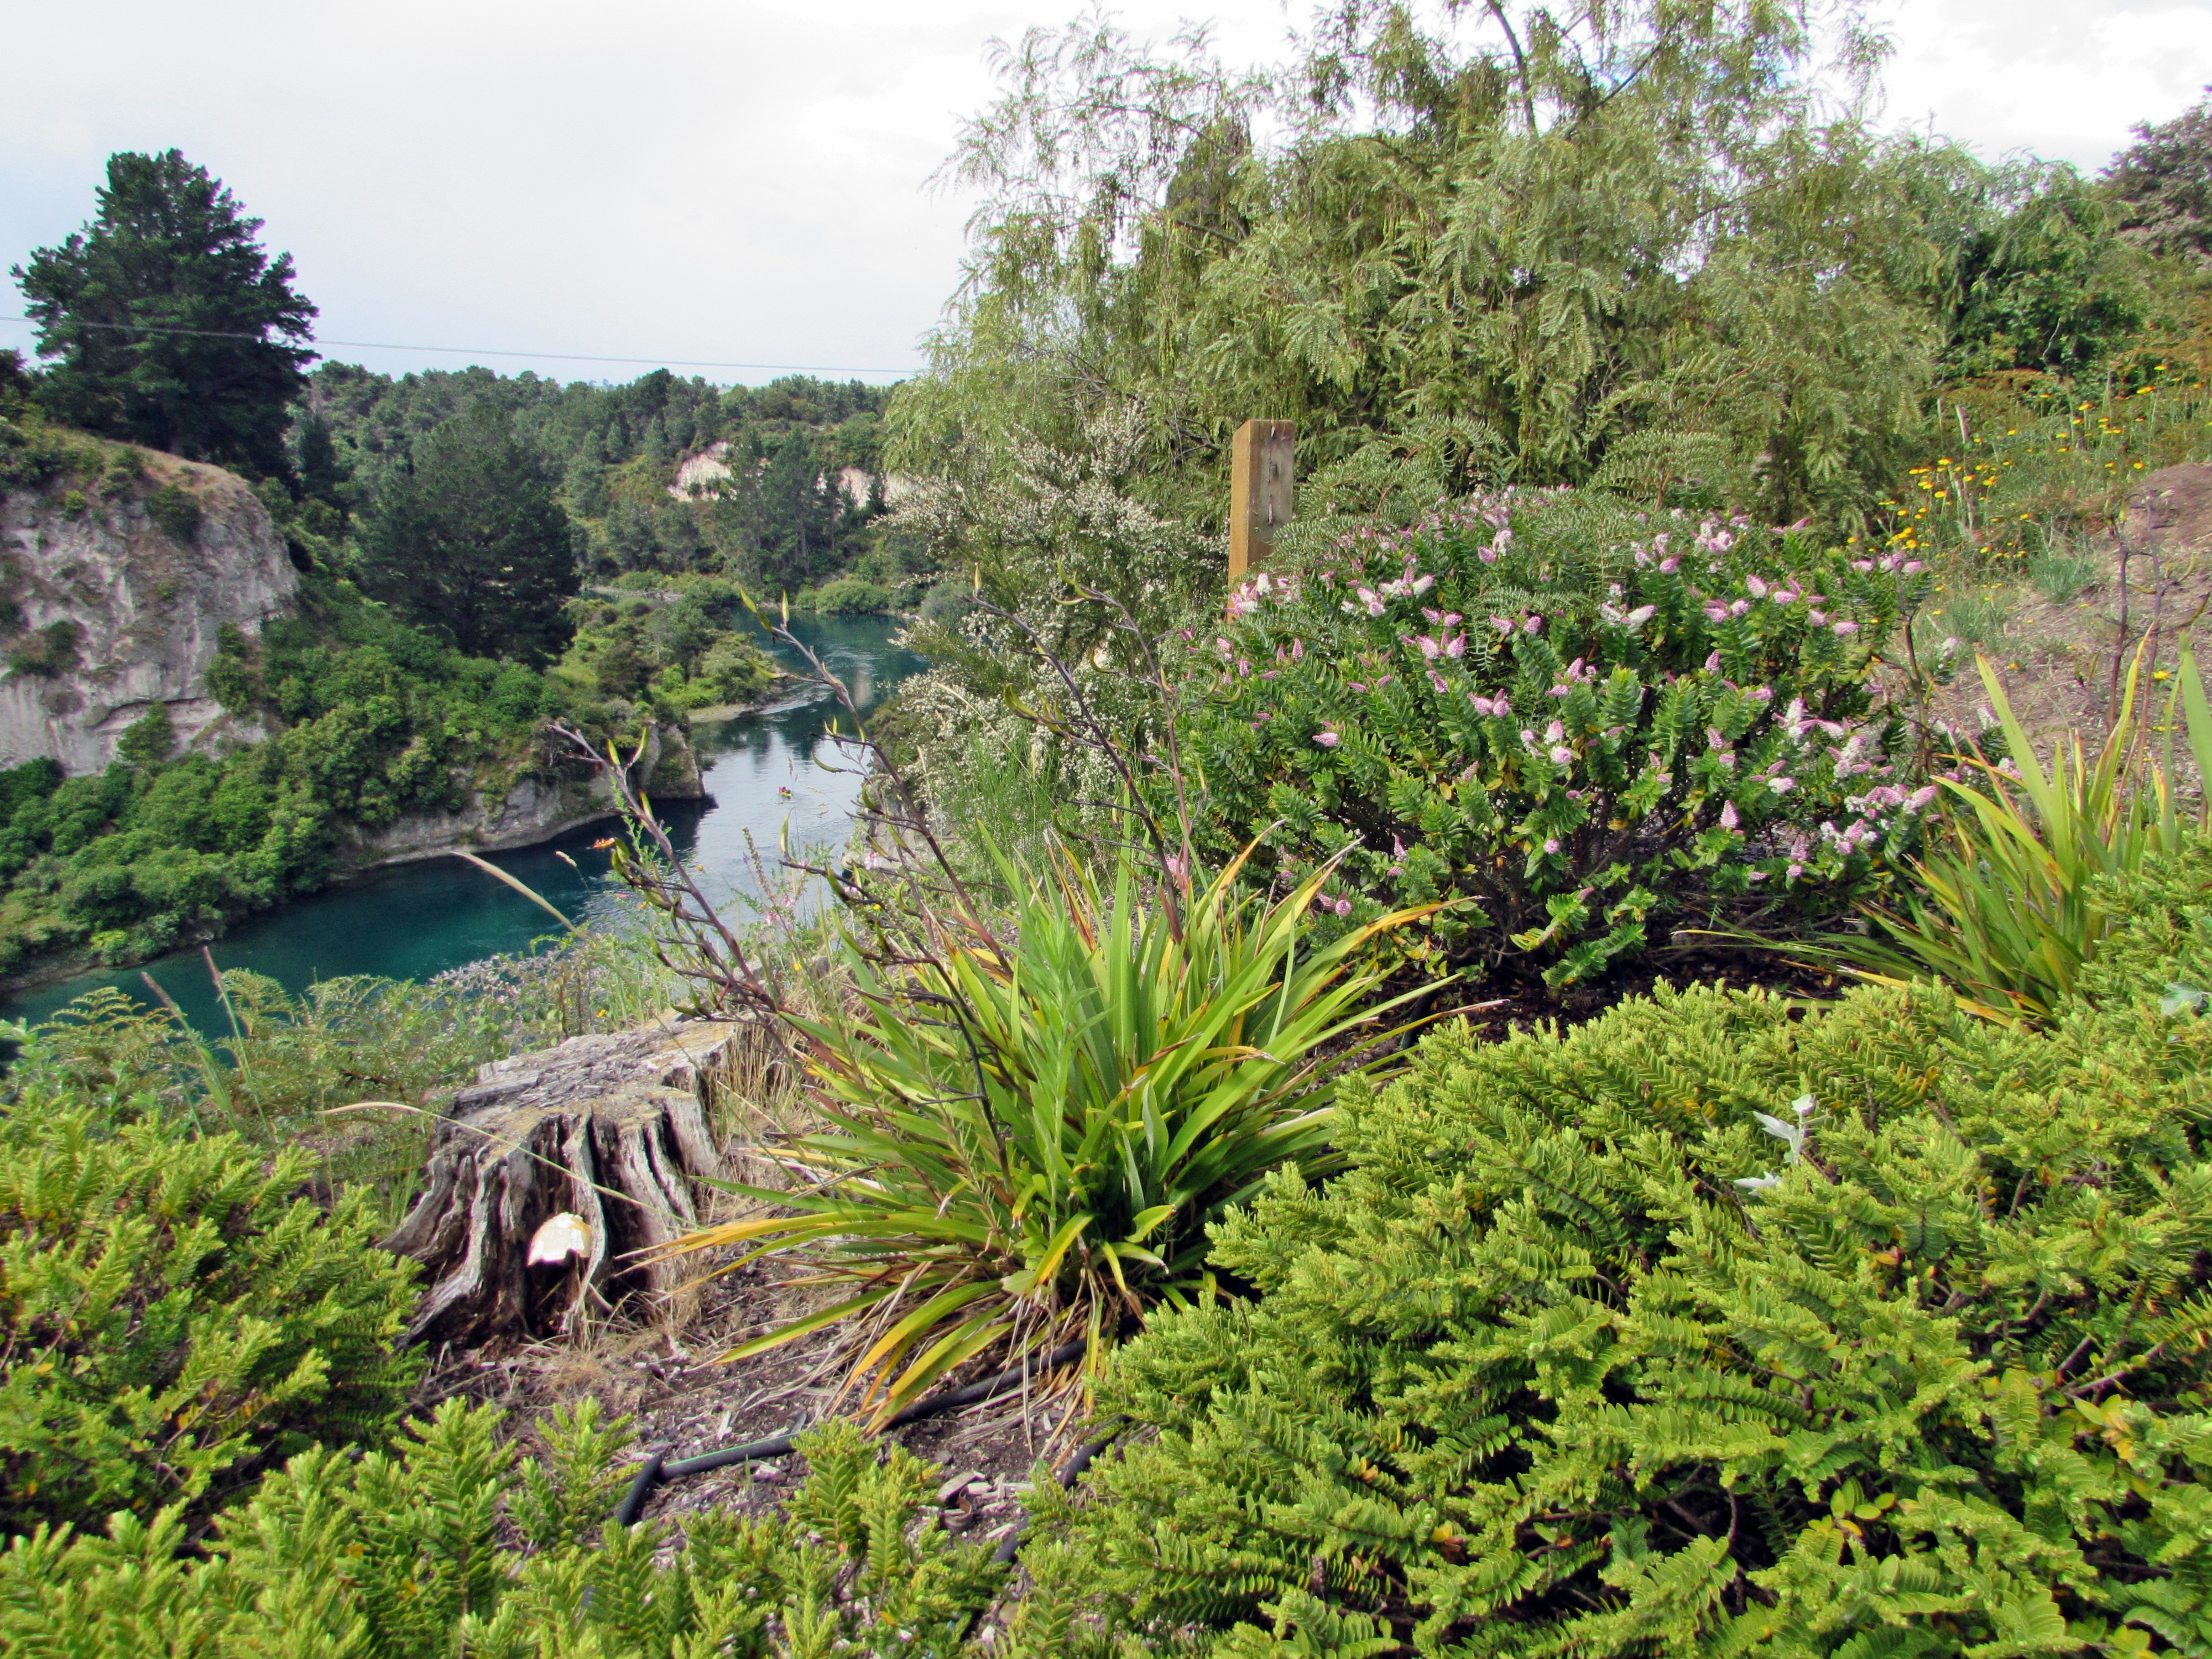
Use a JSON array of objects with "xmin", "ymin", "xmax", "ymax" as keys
[{"xmin": 1228, "ymin": 419, "xmax": 1296, "ymax": 583}]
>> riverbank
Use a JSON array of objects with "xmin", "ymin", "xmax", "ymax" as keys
[{"xmin": 1, "ymin": 615, "xmax": 930, "ymax": 1030}]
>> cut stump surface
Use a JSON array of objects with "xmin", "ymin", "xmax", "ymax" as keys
[{"xmin": 385, "ymin": 1016, "xmax": 755, "ymax": 1346}]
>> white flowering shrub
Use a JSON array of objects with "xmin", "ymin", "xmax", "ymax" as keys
[{"xmin": 1166, "ymin": 489, "xmax": 1938, "ymax": 988}]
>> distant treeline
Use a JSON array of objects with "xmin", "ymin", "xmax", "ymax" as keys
[{"xmin": 299, "ymin": 366, "xmax": 924, "ymax": 596}]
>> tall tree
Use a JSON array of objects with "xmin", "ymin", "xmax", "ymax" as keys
[
  {"xmin": 2107, "ymin": 88, "xmax": 2212, "ymax": 270},
  {"xmin": 13, "ymin": 151, "xmax": 316, "ymax": 474},
  {"xmin": 759, "ymin": 427, "xmax": 838, "ymax": 586},
  {"xmin": 359, "ymin": 402, "xmax": 579, "ymax": 662},
  {"xmin": 889, "ymin": 1, "xmax": 1984, "ymax": 533}
]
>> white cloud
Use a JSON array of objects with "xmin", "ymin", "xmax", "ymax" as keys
[
  {"xmin": 2, "ymin": 1, "xmax": 2203, "ymax": 389},
  {"xmin": 1872, "ymin": 0, "xmax": 2211, "ymax": 168}
]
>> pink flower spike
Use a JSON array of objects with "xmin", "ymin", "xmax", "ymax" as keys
[
  {"xmin": 1491, "ymin": 614, "xmax": 1515, "ymax": 633},
  {"xmin": 1720, "ymin": 800, "xmax": 1740, "ymax": 830},
  {"xmin": 1446, "ymin": 634, "xmax": 1466, "ymax": 658},
  {"xmin": 1411, "ymin": 575, "xmax": 1435, "ymax": 595},
  {"xmin": 1747, "ymin": 869, "xmax": 1767, "ymax": 882},
  {"xmin": 1773, "ymin": 591, "xmax": 1796, "ymax": 605},
  {"xmin": 1833, "ymin": 620, "xmax": 1859, "ymax": 635},
  {"xmin": 1549, "ymin": 744, "xmax": 1575, "ymax": 766},
  {"xmin": 1770, "ymin": 777, "xmax": 1797, "ymax": 795},
  {"xmin": 1901, "ymin": 561, "xmax": 1924, "ymax": 575},
  {"xmin": 1313, "ymin": 727, "xmax": 1341, "ymax": 748},
  {"xmin": 1334, "ymin": 897, "xmax": 1353, "ymax": 917},
  {"xmin": 1660, "ymin": 556, "xmax": 1680, "ymax": 573},
  {"xmin": 1423, "ymin": 607, "xmax": 1443, "ymax": 624},
  {"xmin": 1704, "ymin": 651, "xmax": 1723, "ymax": 673},
  {"xmin": 1543, "ymin": 838, "xmax": 1562, "ymax": 854},
  {"xmin": 1786, "ymin": 863, "xmax": 1804, "ymax": 881},
  {"xmin": 1480, "ymin": 546, "xmax": 1499, "ymax": 564},
  {"xmin": 1807, "ymin": 609, "xmax": 1827, "ymax": 626},
  {"xmin": 1417, "ymin": 636, "xmax": 1442, "ymax": 660},
  {"xmin": 1730, "ymin": 599, "xmax": 1751, "ymax": 617},
  {"xmin": 1546, "ymin": 719, "xmax": 1566, "ymax": 743},
  {"xmin": 1747, "ymin": 575, "xmax": 1768, "ymax": 598},
  {"xmin": 1291, "ymin": 638, "xmax": 1305, "ymax": 659},
  {"xmin": 1522, "ymin": 615, "xmax": 1543, "ymax": 634}
]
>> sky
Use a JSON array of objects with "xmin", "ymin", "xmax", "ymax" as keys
[{"xmin": 2, "ymin": 0, "xmax": 2206, "ymax": 392}]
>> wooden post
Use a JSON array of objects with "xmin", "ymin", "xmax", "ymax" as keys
[{"xmin": 1229, "ymin": 419, "xmax": 1295, "ymax": 583}]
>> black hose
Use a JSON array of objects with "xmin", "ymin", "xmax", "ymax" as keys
[
  {"xmin": 991, "ymin": 1423, "xmax": 1120, "ymax": 1565},
  {"xmin": 612, "ymin": 1450, "xmax": 665, "ymax": 1528},
  {"xmin": 610, "ymin": 1332, "xmax": 1093, "ymax": 1521},
  {"xmin": 957, "ymin": 1421, "xmax": 1125, "ymax": 1644}
]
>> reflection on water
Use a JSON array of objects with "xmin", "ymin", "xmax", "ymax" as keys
[{"xmin": 2, "ymin": 614, "xmax": 927, "ymax": 1034}]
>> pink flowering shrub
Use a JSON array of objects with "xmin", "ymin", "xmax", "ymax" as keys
[{"xmin": 1170, "ymin": 491, "xmax": 1938, "ymax": 988}]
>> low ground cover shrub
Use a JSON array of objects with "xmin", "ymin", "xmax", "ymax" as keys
[
  {"xmin": 0, "ymin": 1034, "xmax": 420, "ymax": 1538},
  {"xmin": 0, "ymin": 1400, "xmax": 1005, "ymax": 1657},
  {"xmin": 1008, "ymin": 840, "xmax": 2212, "ymax": 1656},
  {"xmin": 1172, "ymin": 488, "xmax": 1936, "ymax": 988}
]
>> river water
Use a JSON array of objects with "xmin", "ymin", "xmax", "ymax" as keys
[{"xmin": 2, "ymin": 614, "xmax": 928, "ymax": 1034}]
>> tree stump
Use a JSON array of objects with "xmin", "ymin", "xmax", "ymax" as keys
[{"xmin": 384, "ymin": 1017, "xmax": 758, "ymax": 1345}]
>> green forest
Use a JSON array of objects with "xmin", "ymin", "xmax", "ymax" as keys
[{"xmin": 7, "ymin": 1, "xmax": 2212, "ymax": 1654}]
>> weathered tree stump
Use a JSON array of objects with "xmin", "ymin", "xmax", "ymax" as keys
[{"xmin": 384, "ymin": 1017, "xmax": 756, "ymax": 1345}]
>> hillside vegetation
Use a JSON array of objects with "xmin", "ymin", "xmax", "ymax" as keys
[{"xmin": 6, "ymin": 4, "xmax": 2212, "ymax": 1657}]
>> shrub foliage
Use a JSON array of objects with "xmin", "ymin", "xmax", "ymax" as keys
[
  {"xmin": 1172, "ymin": 489, "xmax": 1936, "ymax": 988},
  {"xmin": 0, "ymin": 1044, "xmax": 420, "ymax": 1538},
  {"xmin": 1009, "ymin": 844, "xmax": 2212, "ymax": 1656},
  {"xmin": 0, "ymin": 1401, "xmax": 1005, "ymax": 1658}
]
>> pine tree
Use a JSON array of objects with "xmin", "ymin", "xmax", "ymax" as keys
[
  {"xmin": 13, "ymin": 151, "xmax": 316, "ymax": 476},
  {"xmin": 358, "ymin": 401, "xmax": 580, "ymax": 662}
]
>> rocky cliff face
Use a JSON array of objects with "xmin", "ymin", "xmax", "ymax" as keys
[{"xmin": 0, "ymin": 451, "xmax": 297, "ymax": 774}]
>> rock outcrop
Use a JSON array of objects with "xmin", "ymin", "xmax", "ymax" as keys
[
  {"xmin": 0, "ymin": 451, "xmax": 296, "ymax": 773},
  {"xmin": 341, "ymin": 722, "xmax": 708, "ymax": 867}
]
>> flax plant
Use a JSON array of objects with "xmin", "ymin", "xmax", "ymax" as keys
[
  {"xmin": 669, "ymin": 843, "xmax": 1437, "ymax": 1422},
  {"xmin": 1832, "ymin": 644, "xmax": 2212, "ymax": 1024}
]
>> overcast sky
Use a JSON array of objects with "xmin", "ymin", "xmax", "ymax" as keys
[{"xmin": 3, "ymin": 0, "xmax": 2206, "ymax": 391}]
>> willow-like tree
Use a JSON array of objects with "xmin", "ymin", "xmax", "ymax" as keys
[
  {"xmin": 13, "ymin": 150, "xmax": 316, "ymax": 476},
  {"xmin": 889, "ymin": 0, "xmax": 2141, "ymax": 542}
]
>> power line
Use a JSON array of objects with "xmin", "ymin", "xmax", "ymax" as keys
[{"xmin": 0, "ymin": 315, "xmax": 918, "ymax": 378}]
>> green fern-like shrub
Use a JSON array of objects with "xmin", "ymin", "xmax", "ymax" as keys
[
  {"xmin": 0, "ymin": 1039, "xmax": 421, "ymax": 1538},
  {"xmin": 1171, "ymin": 489, "xmax": 1936, "ymax": 988},
  {"xmin": 0, "ymin": 1398, "xmax": 1006, "ymax": 1657},
  {"xmin": 1006, "ymin": 843, "xmax": 2212, "ymax": 1656}
]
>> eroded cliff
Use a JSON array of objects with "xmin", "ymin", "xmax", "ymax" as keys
[{"xmin": 0, "ymin": 449, "xmax": 296, "ymax": 773}]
